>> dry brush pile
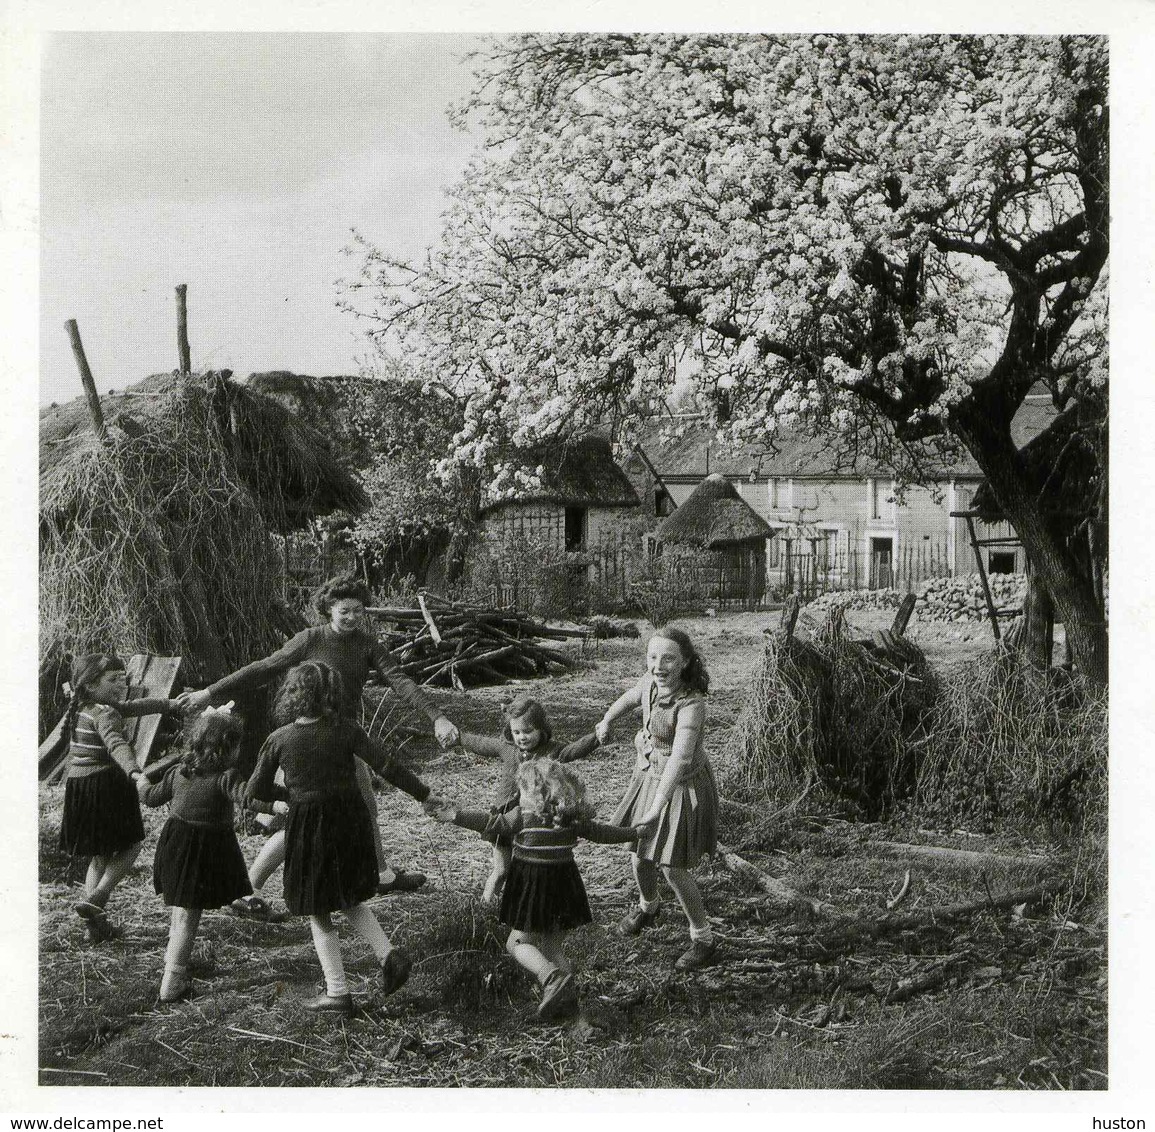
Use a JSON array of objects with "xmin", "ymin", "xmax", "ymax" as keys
[
  {"xmin": 722, "ymin": 608, "xmax": 1106, "ymax": 846},
  {"xmin": 721, "ymin": 610, "xmax": 939, "ymax": 820}
]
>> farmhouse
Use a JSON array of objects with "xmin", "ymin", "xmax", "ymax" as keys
[{"xmin": 627, "ymin": 397, "xmax": 1055, "ymax": 592}]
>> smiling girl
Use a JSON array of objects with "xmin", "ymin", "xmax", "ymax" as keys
[
  {"xmin": 595, "ymin": 627, "xmax": 720, "ymax": 971},
  {"xmin": 457, "ymin": 696, "xmax": 600, "ymax": 905},
  {"xmin": 59, "ymin": 654, "xmax": 181, "ymax": 942}
]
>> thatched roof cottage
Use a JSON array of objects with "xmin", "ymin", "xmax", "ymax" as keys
[
  {"xmin": 478, "ymin": 435, "xmax": 639, "ymax": 551},
  {"xmin": 655, "ymin": 473, "xmax": 773, "ymax": 606}
]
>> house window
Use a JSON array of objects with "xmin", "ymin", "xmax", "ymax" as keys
[
  {"xmin": 988, "ymin": 551, "xmax": 1017, "ymax": 575},
  {"xmin": 767, "ymin": 531, "xmax": 781, "ymax": 568},
  {"xmin": 564, "ymin": 506, "xmax": 587, "ymax": 551},
  {"xmin": 870, "ymin": 478, "xmax": 882, "ymax": 520},
  {"xmin": 654, "ymin": 488, "xmax": 674, "ymax": 518}
]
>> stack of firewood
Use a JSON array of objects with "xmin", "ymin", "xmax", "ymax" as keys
[{"xmin": 368, "ymin": 593, "xmax": 588, "ymax": 690}]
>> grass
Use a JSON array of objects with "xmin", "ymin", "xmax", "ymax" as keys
[{"xmin": 37, "ymin": 611, "xmax": 1107, "ymax": 1090}]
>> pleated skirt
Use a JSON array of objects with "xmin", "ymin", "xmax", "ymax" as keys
[
  {"xmin": 153, "ymin": 816, "xmax": 252, "ymax": 909},
  {"xmin": 283, "ymin": 792, "xmax": 377, "ymax": 915},
  {"xmin": 59, "ymin": 768, "xmax": 145, "ymax": 858},
  {"xmin": 611, "ymin": 758, "xmax": 719, "ymax": 868},
  {"xmin": 500, "ymin": 856, "xmax": 592, "ymax": 933}
]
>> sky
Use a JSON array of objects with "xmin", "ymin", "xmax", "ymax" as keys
[{"xmin": 39, "ymin": 32, "xmax": 486, "ymax": 404}]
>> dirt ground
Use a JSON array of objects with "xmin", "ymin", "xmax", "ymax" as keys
[{"xmin": 37, "ymin": 608, "xmax": 1105, "ymax": 1090}]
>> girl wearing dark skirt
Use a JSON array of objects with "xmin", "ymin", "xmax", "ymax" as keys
[
  {"xmin": 58, "ymin": 654, "xmax": 180, "ymax": 943},
  {"xmin": 138, "ymin": 706, "xmax": 285, "ymax": 1002},
  {"xmin": 245, "ymin": 662, "xmax": 439, "ymax": 1015},
  {"xmin": 429, "ymin": 759, "xmax": 639, "ymax": 1020}
]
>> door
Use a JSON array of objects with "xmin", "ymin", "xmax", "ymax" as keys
[{"xmin": 871, "ymin": 537, "xmax": 894, "ymax": 589}]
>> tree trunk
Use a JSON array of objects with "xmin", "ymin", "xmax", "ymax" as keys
[
  {"xmin": 954, "ymin": 413, "xmax": 1106, "ymax": 687},
  {"xmin": 1020, "ymin": 566, "xmax": 1055, "ymax": 670}
]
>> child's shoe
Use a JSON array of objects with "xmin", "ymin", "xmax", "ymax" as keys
[
  {"xmin": 674, "ymin": 939, "xmax": 719, "ymax": 971},
  {"xmin": 537, "ymin": 970, "xmax": 578, "ymax": 1020},
  {"xmin": 618, "ymin": 905, "xmax": 661, "ymax": 936},
  {"xmin": 159, "ymin": 981, "xmax": 195, "ymax": 1004},
  {"xmin": 303, "ymin": 992, "xmax": 354, "ymax": 1015},
  {"xmin": 377, "ymin": 870, "xmax": 427, "ymax": 896},
  {"xmin": 379, "ymin": 948, "xmax": 413, "ymax": 996}
]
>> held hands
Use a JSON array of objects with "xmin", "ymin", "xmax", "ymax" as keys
[
  {"xmin": 633, "ymin": 808, "xmax": 662, "ymax": 838},
  {"xmin": 434, "ymin": 716, "xmax": 460, "ymax": 751},
  {"xmin": 134, "ymin": 773, "xmax": 149, "ymax": 795},
  {"xmin": 176, "ymin": 689, "xmax": 212, "ymax": 714}
]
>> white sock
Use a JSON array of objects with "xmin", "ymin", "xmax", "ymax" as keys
[
  {"xmin": 160, "ymin": 963, "xmax": 188, "ymax": 998},
  {"xmin": 639, "ymin": 894, "xmax": 662, "ymax": 914},
  {"xmin": 379, "ymin": 867, "xmax": 397, "ymax": 885},
  {"xmin": 344, "ymin": 903, "xmax": 392, "ymax": 962},
  {"xmin": 689, "ymin": 924, "xmax": 714, "ymax": 945},
  {"xmin": 308, "ymin": 918, "xmax": 349, "ymax": 997}
]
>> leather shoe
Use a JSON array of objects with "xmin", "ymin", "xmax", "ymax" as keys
[
  {"xmin": 303, "ymin": 992, "xmax": 354, "ymax": 1015},
  {"xmin": 377, "ymin": 870, "xmax": 427, "ymax": 895},
  {"xmin": 536, "ymin": 970, "xmax": 578, "ymax": 1020},
  {"xmin": 380, "ymin": 948, "xmax": 413, "ymax": 996},
  {"xmin": 618, "ymin": 905, "xmax": 661, "ymax": 937},
  {"xmin": 674, "ymin": 939, "xmax": 719, "ymax": 971}
]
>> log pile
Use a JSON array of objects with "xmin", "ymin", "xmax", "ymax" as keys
[{"xmin": 367, "ymin": 593, "xmax": 589, "ymax": 690}]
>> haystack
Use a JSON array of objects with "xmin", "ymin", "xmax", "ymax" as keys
[
  {"xmin": 656, "ymin": 473, "xmax": 772, "ymax": 605},
  {"xmin": 39, "ymin": 370, "xmax": 368, "ymax": 736},
  {"xmin": 722, "ymin": 609, "xmax": 938, "ymax": 819}
]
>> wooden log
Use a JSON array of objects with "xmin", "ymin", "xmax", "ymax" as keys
[
  {"xmin": 175, "ymin": 284, "xmax": 191, "ymax": 374},
  {"xmin": 875, "ymin": 881, "xmax": 1057, "ymax": 933},
  {"xmin": 779, "ymin": 595, "xmax": 800, "ymax": 640},
  {"xmin": 891, "ymin": 593, "xmax": 917, "ymax": 636},
  {"xmin": 417, "ymin": 593, "xmax": 443, "ymax": 645},
  {"xmin": 716, "ymin": 841, "xmax": 839, "ymax": 917},
  {"xmin": 66, "ymin": 320, "xmax": 108, "ymax": 442},
  {"xmin": 868, "ymin": 841, "xmax": 1050, "ymax": 870}
]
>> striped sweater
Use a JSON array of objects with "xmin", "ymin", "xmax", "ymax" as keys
[{"xmin": 452, "ymin": 807, "xmax": 637, "ymax": 863}]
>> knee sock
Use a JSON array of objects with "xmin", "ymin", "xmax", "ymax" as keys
[
  {"xmin": 344, "ymin": 903, "xmax": 392, "ymax": 962},
  {"xmin": 308, "ymin": 917, "xmax": 349, "ymax": 997}
]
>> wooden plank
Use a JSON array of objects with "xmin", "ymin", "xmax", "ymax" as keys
[
  {"xmin": 39, "ymin": 655, "xmax": 182, "ymax": 782},
  {"xmin": 123, "ymin": 655, "xmax": 182, "ymax": 768},
  {"xmin": 416, "ymin": 593, "xmax": 443, "ymax": 645}
]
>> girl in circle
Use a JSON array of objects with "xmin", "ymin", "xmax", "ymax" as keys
[
  {"xmin": 596, "ymin": 627, "xmax": 720, "ymax": 971},
  {"xmin": 457, "ymin": 695, "xmax": 599, "ymax": 905},
  {"xmin": 428, "ymin": 759, "xmax": 638, "ymax": 1020},
  {"xmin": 139, "ymin": 705, "xmax": 287, "ymax": 1001},
  {"xmin": 246, "ymin": 662, "xmax": 437, "ymax": 1014},
  {"xmin": 58, "ymin": 654, "xmax": 181, "ymax": 943}
]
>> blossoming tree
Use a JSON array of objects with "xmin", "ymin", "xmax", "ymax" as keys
[{"xmin": 346, "ymin": 33, "xmax": 1108, "ymax": 683}]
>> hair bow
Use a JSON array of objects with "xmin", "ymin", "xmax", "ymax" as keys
[{"xmin": 203, "ymin": 701, "xmax": 235, "ymax": 717}]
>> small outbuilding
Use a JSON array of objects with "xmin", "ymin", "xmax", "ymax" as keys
[{"xmin": 655, "ymin": 473, "xmax": 774, "ymax": 607}]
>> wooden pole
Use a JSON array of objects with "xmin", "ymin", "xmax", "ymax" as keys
[
  {"xmin": 176, "ymin": 284, "xmax": 191, "ymax": 374},
  {"xmin": 965, "ymin": 516, "xmax": 1001, "ymax": 641},
  {"xmin": 65, "ymin": 319, "xmax": 107, "ymax": 442}
]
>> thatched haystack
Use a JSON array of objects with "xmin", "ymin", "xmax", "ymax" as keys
[
  {"xmin": 40, "ymin": 370, "xmax": 368, "ymax": 736},
  {"xmin": 722, "ymin": 609, "xmax": 939, "ymax": 819},
  {"xmin": 656, "ymin": 473, "xmax": 772, "ymax": 606}
]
